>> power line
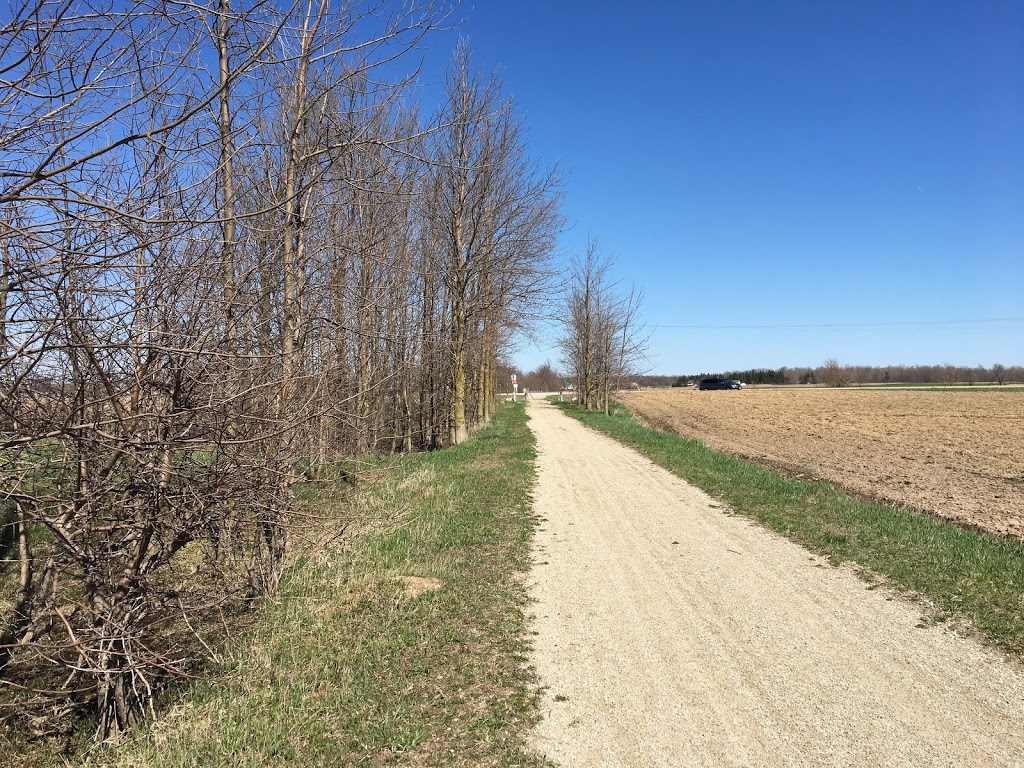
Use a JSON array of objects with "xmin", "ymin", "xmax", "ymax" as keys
[{"xmin": 651, "ymin": 317, "xmax": 1024, "ymax": 330}]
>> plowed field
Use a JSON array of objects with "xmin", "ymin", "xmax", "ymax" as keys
[{"xmin": 621, "ymin": 388, "xmax": 1024, "ymax": 539}]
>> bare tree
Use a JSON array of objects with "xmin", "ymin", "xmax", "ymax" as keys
[
  {"xmin": 559, "ymin": 241, "xmax": 647, "ymax": 412},
  {"xmin": 427, "ymin": 43, "xmax": 561, "ymax": 442},
  {"xmin": 819, "ymin": 358, "xmax": 849, "ymax": 388},
  {"xmin": 610, "ymin": 284, "xmax": 650, "ymax": 407},
  {"xmin": 992, "ymin": 363, "xmax": 1007, "ymax": 385},
  {"xmin": 521, "ymin": 361, "xmax": 563, "ymax": 392},
  {"xmin": 559, "ymin": 240, "xmax": 605, "ymax": 409}
]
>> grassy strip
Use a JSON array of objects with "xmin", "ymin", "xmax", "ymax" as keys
[
  {"xmin": 557, "ymin": 401, "xmax": 1024, "ymax": 653},
  {"xmin": 76, "ymin": 403, "xmax": 545, "ymax": 768}
]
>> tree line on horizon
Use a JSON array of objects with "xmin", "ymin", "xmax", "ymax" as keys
[
  {"xmin": 661, "ymin": 362, "xmax": 1022, "ymax": 387},
  {"xmin": 520, "ymin": 362, "xmax": 1022, "ymax": 390},
  {"xmin": 1, "ymin": 0, "xmax": 561, "ymax": 740}
]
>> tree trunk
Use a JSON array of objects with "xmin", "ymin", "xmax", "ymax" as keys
[{"xmin": 450, "ymin": 293, "xmax": 468, "ymax": 444}]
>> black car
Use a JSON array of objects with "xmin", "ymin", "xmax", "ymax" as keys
[{"xmin": 697, "ymin": 377, "xmax": 742, "ymax": 390}]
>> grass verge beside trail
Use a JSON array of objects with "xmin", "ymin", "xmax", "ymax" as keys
[
  {"xmin": 77, "ymin": 403, "xmax": 545, "ymax": 768},
  {"xmin": 557, "ymin": 401, "xmax": 1024, "ymax": 654}
]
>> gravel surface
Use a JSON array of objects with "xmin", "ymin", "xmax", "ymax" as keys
[{"xmin": 526, "ymin": 398, "xmax": 1024, "ymax": 767}]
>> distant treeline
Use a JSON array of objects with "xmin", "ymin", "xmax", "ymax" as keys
[
  {"xmin": 516, "ymin": 365, "xmax": 680, "ymax": 391},
  {"xmin": 670, "ymin": 368, "xmax": 786, "ymax": 386},
  {"xmin": 671, "ymin": 363, "xmax": 1023, "ymax": 387},
  {"xmin": 520, "ymin": 363, "xmax": 1023, "ymax": 390}
]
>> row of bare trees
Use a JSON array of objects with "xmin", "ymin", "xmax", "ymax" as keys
[
  {"xmin": 787, "ymin": 362, "xmax": 1022, "ymax": 387},
  {"xmin": 518, "ymin": 361, "xmax": 564, "ymax": 392},
  {"xmin": 1, "ymin": 0, "xmax": 560, "ymax": 740},
  {"xmin": 679, "ymin": 363, "xmax": 1022, "ymax": 387},
  {"xmin": 558, "ymin": 241, "xmax": 648, "ymax": 412}
]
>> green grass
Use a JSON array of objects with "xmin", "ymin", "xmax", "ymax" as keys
[
  {"xmin": 61, "ymin": 403, "xmax": 546, "ymax": 768},
  {"xmin": 557, "ymin": 401, "xmax": 1024, "ymax": 653}
]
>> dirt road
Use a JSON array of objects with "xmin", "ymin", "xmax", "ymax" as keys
[{"xmin": 526, "ymin": 399, "xmax": 1024, "ymax": 767}]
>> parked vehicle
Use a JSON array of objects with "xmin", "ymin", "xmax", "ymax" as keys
[{"xmin": 697, "ymin": 377, "xmax": 743, "ymax": 390}]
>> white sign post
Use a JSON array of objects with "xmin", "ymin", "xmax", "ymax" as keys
[{"xmin": 511, "ymin": 373, "xmax": 518, "ymax": 401}]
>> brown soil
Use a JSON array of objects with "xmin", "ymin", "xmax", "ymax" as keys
[{"xmin": 622, "ymin": 387, "xmax": 1024, "ymax": 539}]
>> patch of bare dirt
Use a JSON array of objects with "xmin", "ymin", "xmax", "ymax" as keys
[
  {"xmin": 398, "ymin": 576, "xmax": 442, "ymax": 598},
  {"xmin": 622, "ymin": 387, "xmax": 1024, "ymax": 538}
]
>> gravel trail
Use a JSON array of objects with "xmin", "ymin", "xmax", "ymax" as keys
[{"xmin": 526, "ymin": 398, "xmax": 1024, "ymax": 767}]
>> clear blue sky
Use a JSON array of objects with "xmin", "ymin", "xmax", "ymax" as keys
[{"xmin": 427, "ymin": 1, "xmax": 1024, "ymax": 375}]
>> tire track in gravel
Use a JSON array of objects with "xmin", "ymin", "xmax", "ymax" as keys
[{"xmin": 526, "ymin": 398, "xmax": 1024, "ymax": 767}]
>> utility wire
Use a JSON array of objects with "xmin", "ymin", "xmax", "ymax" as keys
[{"xmin": 651, "ymin": 317, "xmax": 1024, "ymax": 330}]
